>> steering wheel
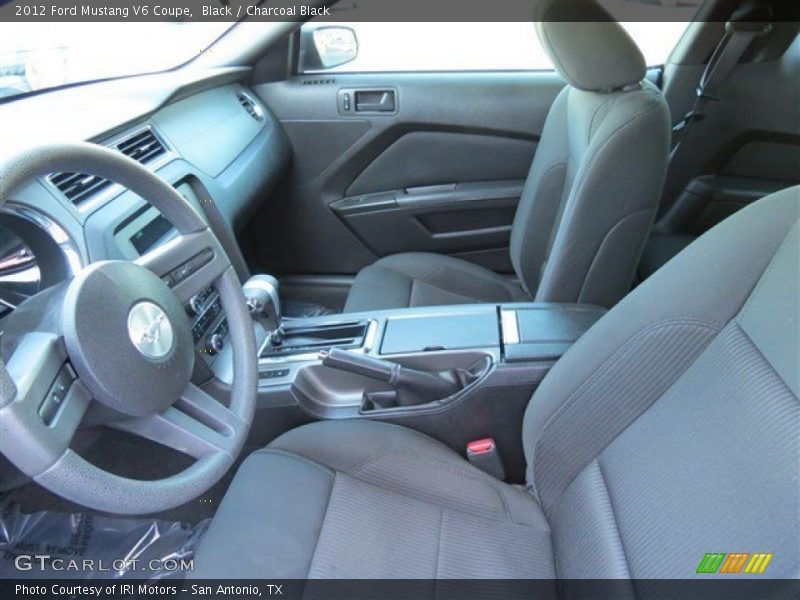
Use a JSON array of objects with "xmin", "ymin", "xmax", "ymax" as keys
[{"xmin": 0, "ymin": 142, "xmax": 257, "ymax": 515}]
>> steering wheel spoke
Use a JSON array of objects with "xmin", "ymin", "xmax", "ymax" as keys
[
  {"xmin": 0, "ymin": 333, "xmax": 92, "ymax": 477},
  {"xmin": 110, "ymin": 383, "xmax": 246, "ymax": 460},
  {"xmin": 135, "ymin": 228, "xmax": 230, "ymax": 303}
]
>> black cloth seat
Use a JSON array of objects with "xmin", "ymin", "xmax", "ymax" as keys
[
  {"xmin": 192, "ymin": 184, "xmax": 800, "ymax": 580},
  {"xmin": 192, "ymin": 420, "xmax": 555, "ymax": 579},
  {"xmin": 344, "ymin": 1, "xmax": 671, "ymax": 313},
  {"xmin": 343, "ymin": 252, "xmax": 529, "ymax": 313}
]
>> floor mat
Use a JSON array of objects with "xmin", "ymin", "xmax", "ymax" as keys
[{"xmin": 0, "ymin": 497, "xmax": 209, "ymax": 580}]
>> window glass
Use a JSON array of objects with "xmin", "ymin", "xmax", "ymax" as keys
[
  {"xmin": 300, "ymin": 21, "xmax": 691, "ymax": 74},
  {"xmin": 0, "ymin": 23, "xmax": 232, "ymax": 101}
]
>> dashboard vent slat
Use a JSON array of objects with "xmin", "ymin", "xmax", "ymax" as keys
[
  {"xmin": 48, "ymin": 172, "xmax": 112, "ymax": 205},
  {"xmin": 116, "ymin": 128, "xmax": 166, "ymax": 164},
  {"xmin": 49, "ymin": 127, "xmax": 167, "ymax": 208}
]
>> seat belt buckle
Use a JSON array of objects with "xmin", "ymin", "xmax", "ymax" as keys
[{"xmin": 466, "ymin": 438, "xmax": 506, "ymax": 480}]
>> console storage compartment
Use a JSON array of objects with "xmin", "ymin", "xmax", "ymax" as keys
[
  {"xmin": 500, "ymin": 304, "xmax": 605, "ymax": 362},
  {"xmin": 380, "ymin": 310, "xmax": 499, "ymax": 354}
]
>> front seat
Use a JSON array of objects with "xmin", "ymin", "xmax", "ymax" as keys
[
  {"xmin": 344, "ymin": 1, "xmax": 671, "ymax": 313},
  {"xmin": 193, "ymin": 185, "xmax": 799, "ymax": 579}
]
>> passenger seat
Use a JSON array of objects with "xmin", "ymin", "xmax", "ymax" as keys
[{"xmin": 344, "ymin": 0, "xmax": 671, "ymax": 313}]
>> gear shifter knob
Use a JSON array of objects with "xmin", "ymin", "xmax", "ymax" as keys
[{"xmin": 242, "ymin": 274, "xmax": 281, "ymax": 332}]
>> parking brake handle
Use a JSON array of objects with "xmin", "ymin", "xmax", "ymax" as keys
[{"xmin": 320, "ymin": 348, "xmax": 462, "ymax": 405}]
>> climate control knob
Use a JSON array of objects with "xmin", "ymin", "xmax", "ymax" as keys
[
  {"xmin": 205, "ymin": 333, "xmax": 225, "ymax": 355},
  {"xmin": 188, "ymin": 294, "xmax": 204, "ymax": 317}
]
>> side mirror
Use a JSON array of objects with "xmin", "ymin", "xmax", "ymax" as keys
[{"xmin": 300, "ymin": 26, "xmax": 358, "ymax": 71}]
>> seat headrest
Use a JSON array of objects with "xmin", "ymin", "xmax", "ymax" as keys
[{"xmin": 535, "ymin": 0, "xmax": 646, "ymax": 92}]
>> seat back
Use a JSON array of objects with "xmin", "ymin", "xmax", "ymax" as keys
[
  {"xmin": 510, "ymin": 1, "xmax": 670, "ymax": 308},
  {"xmin": 523, "ymin": 185, "xmax": 800, "ymax": 578}
]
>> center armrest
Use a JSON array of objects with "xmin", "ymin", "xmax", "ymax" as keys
[{"xmin": 499, "ymin": 303, "xmax": 606, "ymax": 362}]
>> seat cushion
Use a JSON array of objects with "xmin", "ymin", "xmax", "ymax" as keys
[
  {"xmin": 344, "ymin": 253, "xmax": 529, "ymax": 313},
  {"xmin": 191, "ymin": 420, "xmax": 554, "ymax": 579}
]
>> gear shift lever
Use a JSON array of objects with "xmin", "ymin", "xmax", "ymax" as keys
[{"xmin": 242, "ymin": 275, "xmax": 284, "ymax": 343}]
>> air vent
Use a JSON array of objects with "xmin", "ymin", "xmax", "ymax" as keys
[
  {"xmin": 237, "ymin": 92, "xmax": 264, "ymax": 121},
  {"xmin": 116, "ymin": 128, "xmax": 166, "ymax": 164},
  {"xmin": 49, "ymin": 172, "xmax": 112, "ymax": 206},
  {"xmin": 49, "ymin": 127, "xmax": 167, "ymax": 207}
]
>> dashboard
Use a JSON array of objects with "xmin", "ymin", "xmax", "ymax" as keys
[{"xmin": 0, "ymin": 67, "xmax": 291, "ymax": 361}]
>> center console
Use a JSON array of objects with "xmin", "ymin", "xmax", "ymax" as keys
[{"xmin": 206, "ymin": 281, "xmax": 605, "ymax": 481}]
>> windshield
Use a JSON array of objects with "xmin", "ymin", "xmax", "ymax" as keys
[{"xmin": 0, "ymin": 23, "xmax": 233, "ymax": 101}]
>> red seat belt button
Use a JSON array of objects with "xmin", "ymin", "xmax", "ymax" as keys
[
  {"xmin": 466, "ymin": 438, "xmax": 505, "ymax": 480},
  {"xmin": 467, "ymin": 438, "xmax": 495, "ymax": 455}
]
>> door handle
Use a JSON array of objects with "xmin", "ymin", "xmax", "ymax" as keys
[{"xmin": 355, "ymin": 90, "xmax": 395, "ymax": 112}]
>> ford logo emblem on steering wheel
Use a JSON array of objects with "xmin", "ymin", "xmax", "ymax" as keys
[{"xmin": 127, "ymin": 301, "xmax": 175, "ymax": 360}]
